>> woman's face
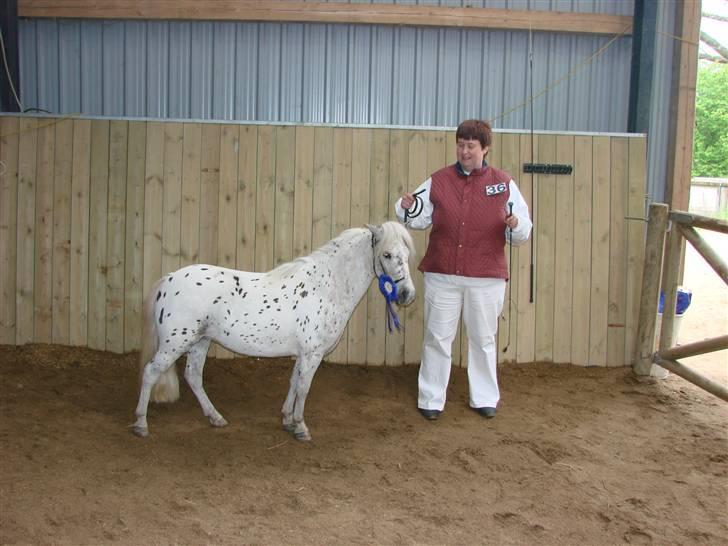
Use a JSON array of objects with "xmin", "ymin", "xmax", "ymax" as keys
[{"xmin": 456, "ymin": 138, "xmax": 488, "ymax": 173}]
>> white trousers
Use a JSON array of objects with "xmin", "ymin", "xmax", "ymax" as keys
[{"xmin": 418, "ymin": 273, "xmax": 506, "ymax": 411}]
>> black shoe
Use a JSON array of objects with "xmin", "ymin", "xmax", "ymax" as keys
[
  {"xmin": 418, "ymin": 408, "xmax": 442, "ymax": 421},
  {"xmin": 473, "ymin": 406, "xmax": 497, "ymax": 418}
]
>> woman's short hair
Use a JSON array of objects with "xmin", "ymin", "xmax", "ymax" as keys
[{"xmin": 456, "ymin": 119, "xmax": 492, "ymax": 148}]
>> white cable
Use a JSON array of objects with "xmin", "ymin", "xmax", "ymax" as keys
[{"xmin": 0, "ymin": 27, "xmax": 23, "ymax": 111}]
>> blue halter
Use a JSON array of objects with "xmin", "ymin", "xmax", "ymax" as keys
[{"xmin": 372, "ymin": 235, "xmax": 403, "ymax": 333}]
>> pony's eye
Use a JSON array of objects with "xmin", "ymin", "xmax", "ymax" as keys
[{"xmin": 383, "ymin": 252, "xmax": 392, "ymax": 259}]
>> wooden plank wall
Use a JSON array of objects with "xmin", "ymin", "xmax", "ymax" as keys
[{"xmin": 0, "ymin": 116, "xmax": 647, "ymax": 367}]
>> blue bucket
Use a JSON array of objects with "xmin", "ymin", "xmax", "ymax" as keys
[{"xmin": 658, "ymin": 287, "xmax": 692, "ymax": 315}]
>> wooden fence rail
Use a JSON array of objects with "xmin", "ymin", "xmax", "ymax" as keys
[
  {"xmin": 634, "ymin": 204, "xmax": 728, "ymax": 402},
  {"xmin": 1, "ymin": 115, "xmax": 647, "ymax": 366}
]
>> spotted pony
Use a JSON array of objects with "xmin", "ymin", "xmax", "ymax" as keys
[{"xmin": 132, "ymin": 222, "xmax": 416, "ymax": 441}]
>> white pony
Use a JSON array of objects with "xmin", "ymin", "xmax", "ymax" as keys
[{"xmin": 132, "ymin": 222, "xmax": 416, "ymax": 441}]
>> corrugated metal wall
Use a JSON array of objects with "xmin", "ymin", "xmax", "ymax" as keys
[
  {"xmin": 14, "ymin": 0, "xmax": 679, "ymax": 200},
  {"xmin": 18, "ymin": 0, "xmax": 633, "ymax": 132}
]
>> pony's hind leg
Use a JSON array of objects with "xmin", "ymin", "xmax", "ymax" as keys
[
  {"xmin": 281, "ymin": 357, "xmax": 302, "ymax": 433},
  {"xmin": 184, "ymin": 338, "xmax": 228, "ymax": 428},
  {"xmin": 133, "ymin": 348, "xmax": 185, "ymax": 437}
]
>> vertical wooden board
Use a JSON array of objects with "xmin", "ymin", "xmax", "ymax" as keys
[
  {"xmin": 607, "ymin": 137, "xmax": 628, "ymax": 366},
  {"xmin": 490, "ymin": 133, "xmax": 501, "ymax": 169},
  {"xmin": 534, "ymin": 134, "xmax": 556, "ymax": 362},
  {"xmin": 0, "ymin": 117, "xmax": 19, "ymax": 344},
  {"xmin": 237, "ymin": 125, "xmax": 258, "ymax": 272},
  {"xmin": 52, "ymin": 119, "xmax": 74, "ymax": 346},
  {"xmin": 552, "ymin": 135, "xmax": 575, "ymax": 364},
  {"xmin": 497, "ymin": 133, "xmax": 520, "ymax": 363},
  {"xmin": 255, "ymin": 126, "xmax": 275, "ymax": 272},
  {"xmin": 571, "ymin": 136, "xmax": 593, "ymax": 366},
  {"xmin": 274, "ymin": 126, "xmax": 295, "ymax": 267},
  {"xmin": 180, "ymin": 123, "xmax": 202, "ymax": 268},
  {"xmin": 311, "ymin": 127, "xmax": 333, "ymax": 251},
  {"xmin": 87, "ymin": 120, "xmax": 110, "ymax": 350},
  {"xmin": 16, "ymin": 118, "xmax": 38, "ymax": 345},
  {"xmin": 34, "ymin": 120, "xmax": 55, "ymax": 343},
  {"xmin": 124, "ymin": 121, "xmax": 147, "ymax": 352},
  {"xmin": 218, "ymin": 124, "xmax": 239, "ymax": 269},
  {"xmin": 199, "ymin": 124, "xmax": 220, "ymax": 266},
  {"xmin": 516, "ymin": 134, "xmax": 536, "ymax": 364},
  {"xmin": 69, "ymin": 120, "xmax": 91, "ymax": 347},
  {"xmin": 625, "ymin": 137, "xmax": 647, "ymax": 364},
  {"xmin": 386, "ymin": 130, "xmax": 408, "ymax": 365},
  {"xmin": 366, "ymin": 129, "xmax": 390, "ymax": 366},
  {"xmin": 347, "ymin": 128, "xmax": 372, "ymax": 364},
  {"xmin": 293, "ymin": 126, "xmax": 314, "ymax": 259},
  {"xmin": 199, "ymin": 123, "xmax": 221, "ymax": 356},
  {"xmin": 216, "ymin": 124, "xmax": 240, "ymax": 360},
  {"xmin": 404, "ymin": 130, "xmax": 428, "ymax": 365},
  {"xmin": 106, "ymin": 120, "xmax": 128, "ymax": 353},
  {"xmin": 589, "ymin": 136, "xmax": 611, "ymax": 367},
  {"xmin": 328, "ymin": 127, "xmax": 353, "ymax": 364},
  {"xmin": 162, "ymin": 122, "xmax": 183, "ymax": 277},
  {"xmin": 143, "ymin": 122, "xmax": 164, "ymax": 305}
]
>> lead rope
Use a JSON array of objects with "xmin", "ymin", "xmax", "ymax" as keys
[{"xmin": 403, "ymin": 188, "xmax": 427, "ymax": 222}]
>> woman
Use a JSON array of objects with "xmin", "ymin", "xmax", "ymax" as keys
[{"xmin": 395, "ymin": 119, "xmax": 532, "ymax": 421}]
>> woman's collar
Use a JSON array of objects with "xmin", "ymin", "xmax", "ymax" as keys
[{"xmin": 455, "ymin": 160, "xmax": 488, "ymax": 176}]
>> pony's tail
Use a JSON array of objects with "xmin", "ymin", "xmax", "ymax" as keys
[{"xmin": 139, "ymin": 277, "xmax": 180, "ymax": 403}]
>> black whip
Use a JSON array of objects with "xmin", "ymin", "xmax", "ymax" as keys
[
  {"xmin": 503, "ymin": 202, "xmax": 514, "ymax": 353},
  {"xmin": 528, "ymin": 28, "xmax": 535, "ymax": 305}
]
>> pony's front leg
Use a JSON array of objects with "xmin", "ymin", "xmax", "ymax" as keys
[
  {"xmin": 288, "ymin": 353, "xmax": 323, "ymax": 441},
  {"xmin": 281, "ymin": 357, "xmax": 302, "ymax": 433}
]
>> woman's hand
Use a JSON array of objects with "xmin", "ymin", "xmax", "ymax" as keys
[
  {"xmin": 400, "ymin": 193, "xmax": 415, "ymax": 210},
  {"xmin": 505, "ymin": 214, "xmax": 519, "ymax": 229}
]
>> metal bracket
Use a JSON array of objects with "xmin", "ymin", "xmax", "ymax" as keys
[{"xmin": 522, "ymin": 163, "xmax": 573, "ymax": 175}]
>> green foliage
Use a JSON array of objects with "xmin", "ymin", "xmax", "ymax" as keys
[{"xmin": 692, "ymin": 63, "xmax": 728, "ymax": 177}]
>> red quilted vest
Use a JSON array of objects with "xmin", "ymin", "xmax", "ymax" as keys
[{"xmin": 419, "ymin": 164, "xmax": 512, "ymax": 279}]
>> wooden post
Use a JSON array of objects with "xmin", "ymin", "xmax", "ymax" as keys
[
  {"xmin": 655, "ymin": 358, "xmax": 728, "ymax": 402},
  {"xmin": 660, "ymin": 334, "xmax": 728, "ymax": 361},
  {"xmin": 666, "ymin": 0, "xmax": 700, "ymax": 213},
  {"xmin": 633, "ymin": 203, "xmax": 669, "ymax": 375},
  {"xmin": 659, "ymin": 221, "xmax": 683, "ymax": 352},
  {"xmin": 670, "ymin": 210, "xmax": 728, "ymax": 234}
]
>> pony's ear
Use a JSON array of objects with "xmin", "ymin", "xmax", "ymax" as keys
[{"xmin": 366, "ymin": 223, "xmax": 384, "ymax": 243}]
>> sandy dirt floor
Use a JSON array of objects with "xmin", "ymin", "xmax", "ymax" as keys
[
  {"xmin": 1, "ymin": 231, "xmax": 727, "ymax": 546},
  {"xmin": 1, "ymin": 341, "xmax": 727, "ymax": 546}
]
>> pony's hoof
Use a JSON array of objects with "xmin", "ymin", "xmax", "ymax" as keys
[
  {"xmin": 132, "ymin": 426, "xmax": 149, "ymax": 438},
  {"xmin": 210, "ymin": 416, "xmax": 228, "ymax": 428},
  {"xmin": 282, "ymin": 422, "xmax": 296, "ymax": 433},
  {"xmin": 294, "ymin": 430, "xmax": 311, "ymax": 442}
]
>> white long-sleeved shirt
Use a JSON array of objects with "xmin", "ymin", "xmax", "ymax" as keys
[{"xmin": 394, "ymin": 177, "xmax": 532, "ymax": 245}]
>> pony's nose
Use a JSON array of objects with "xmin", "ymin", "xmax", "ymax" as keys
[{"xmin": 397, "ymin": 287, "xmax": 415, "ymax": 306}]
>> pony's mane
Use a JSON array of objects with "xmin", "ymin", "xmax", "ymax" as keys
[{"xmin": 267, "ymin": 221, "xmax": 414, "ymax": 279}]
